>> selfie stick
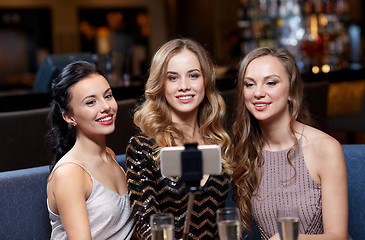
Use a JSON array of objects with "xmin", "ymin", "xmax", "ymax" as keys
[
  {"xmin": 181, "ymin": 143, "xmax": 203, "ymax": 240},
  {"xmin": 182, "ymin": 192, "xmax": 195, "ymax": 240}
]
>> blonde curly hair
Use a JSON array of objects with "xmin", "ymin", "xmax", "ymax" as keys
[{"xmin": 134, "ymin": 38, "xmax": 232, "ymax": 168}]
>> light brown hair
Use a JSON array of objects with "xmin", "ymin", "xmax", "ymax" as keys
[{"xmin": 232, "ymin": 47, "xmax": 312, "ymax": 232}]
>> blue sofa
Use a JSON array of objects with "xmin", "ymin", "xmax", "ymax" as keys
[{"xmin": 0, "ymin": 145, "xmax": 364, "ymax": 240}]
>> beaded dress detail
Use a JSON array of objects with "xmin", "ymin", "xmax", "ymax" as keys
[{"xmin": 251, "ymin": 136, "xmax": 352, "ymax": 239}]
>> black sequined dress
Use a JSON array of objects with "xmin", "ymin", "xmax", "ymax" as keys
[{"xmin": 126, "ymin": 134, "xmax": 231, "ymax": 240}]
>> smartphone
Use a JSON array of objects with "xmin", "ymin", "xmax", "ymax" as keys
[{"xmin": 160, "ymin": 144, "xmax": 222, "ymax": 177}]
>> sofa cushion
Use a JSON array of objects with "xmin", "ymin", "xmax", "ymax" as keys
[
  {"xmin": 0, "ymin": 165, "xmax": 51, "ymax": 240},
  {"xmin": 342, "ymin": 144, "xmax": 365, "ymax": 239}
]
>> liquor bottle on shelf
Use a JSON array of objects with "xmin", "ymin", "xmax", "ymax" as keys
[{"xmin": 236, "ymin": 0, "xmax": 354, "ymax": 73}]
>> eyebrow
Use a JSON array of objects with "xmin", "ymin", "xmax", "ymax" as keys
[
  {"xmin": 82, "ymin": 88, "xmax": 112, "ymax": 102},
  {"xmin": 244, "ymin": 74, "xmax": 281, "ymax": 81},
  {"xmin": 166, "ymin": 69, "xmax": 201, "ymax": 75}
]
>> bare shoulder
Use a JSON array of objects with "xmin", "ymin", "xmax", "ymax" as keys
[
  {"xmin": 47, "ymin": 157, "xmax": 92, "ymax": 215},
  {"xmin": 53, "ymin": 162, "xmax": 87, "ymax": 180},
  {"xmin": 303, "ymin": 125, "xmax": 341, "ymax": 151},
  {"xmin": 302, "ymin": 125, "xmax": 345, "ymax": 170},
  {"xmin": 48, "ymin": 157, "xmax": 90, "ymax": 188}
]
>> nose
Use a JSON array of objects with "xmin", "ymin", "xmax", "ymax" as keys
[
  {"xmin": 178, "ymin": 77, "xmax": 191, "ymax": 91},
  {"xmin": 254, "ymin": 85, "xmax": 265, "ymax": 98},
  {"xmin": 100, "ymin": 99, "xmax": 111, "ymax": 112}
]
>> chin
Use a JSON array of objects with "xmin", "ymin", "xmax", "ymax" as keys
[{"xmin": 102, "ymin": 126, "xmax": 116, "ymax": 135}]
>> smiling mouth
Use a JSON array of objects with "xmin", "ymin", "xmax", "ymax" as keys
[
  {"xmin": 97, "ymin": 116, "xmax": 112, "ymax": 122},
  {"xmin": 177, "ymin": 95, "xmax": 193, "ymax": 100},
  {"xmin": 254, "ymin": 103, "xmax": 269, "ymax": 107}
]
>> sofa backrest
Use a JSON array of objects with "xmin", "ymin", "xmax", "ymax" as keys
[
  {"xmin": 0, "ymin": 107, "xmax": 52, "ymax": 172},
  {"xmin": 0, "ymin": 165, "xmax": 51, "ymax": 240},
  {"xmin": 0, "ymin": 145, "xmax": 364, "ymax": 240},
  {"xmin": 107, "ymin": 98, "xmax": 139, "ymax": 154},
  {"xmin": 342, "ymin": 144, "xmax": 365, "ymax": 239}
]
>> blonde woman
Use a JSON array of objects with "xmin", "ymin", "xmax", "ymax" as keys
[{"xmin": 126, "ymin": 38, "xmax": 232, "ymax": 240}]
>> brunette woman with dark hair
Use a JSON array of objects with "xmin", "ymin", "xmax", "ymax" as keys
[{"xmin": 47, "ymin": 61, "xmax": 134, "ymax": 239}]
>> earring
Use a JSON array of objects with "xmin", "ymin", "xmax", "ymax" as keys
[{"xmin": 72, "ymin": 123, "xmax": 77, "ymax": 127}]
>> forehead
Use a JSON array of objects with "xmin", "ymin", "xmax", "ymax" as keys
[
  {"xmin": 245, "ymin": 55, "xmax": 288, "ymax": 80},
  {"xmin": 247, "ymin": 56, "xmax": 285, "ymax": 73},
  {"xmin": 167, "ymin": 49, "xmax": 200, "ymax": 70},
  {"xmin": 69, "ymin": 74, "xmax": 109, "ymax": 97}
]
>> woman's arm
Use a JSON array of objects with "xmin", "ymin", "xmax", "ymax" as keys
[
  {"xmin": 301, "ymin": 137, "xmax": 348, "ymax": 240},
  {"xmin": 306, "ymin": 138, "xmax": 349, "ymax": 240},
  {"xmin": 51, "ymin": 164, "xmax": 93, "ymax": 240},
  {"xmin": 126, "ymin": 135, "xmax": 160, "ymax": 240}
]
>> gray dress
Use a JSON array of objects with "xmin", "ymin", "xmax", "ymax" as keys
[
  {"xmin": 251, "ymin": 136, "xmax": 352, "ymax": 239},
  {"xmin": 47, "ymin": 162, "xmax": 135, "ymax": 240}
]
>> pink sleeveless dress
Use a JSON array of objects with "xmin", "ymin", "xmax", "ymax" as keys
[{"xmin": 251, "ymin": 136, "xmax": 352, "ymax": 239}]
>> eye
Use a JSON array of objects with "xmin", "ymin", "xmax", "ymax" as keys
[
  {"xmin": 267, "ymin": 81, "xmax": 278, "ymax": 86},
  {"xmin": 189, "ymin": 73, "xmax": 200, "ymax": 79},
  {"xmin": 244, "ymin": 82, "xmax": 254, "ymax": 87},
  {"xmin": 167, "ymin": 75, "xmax": 178, "ymax": 81},
  {"xmin": 86, "ymin": 100, "xmax": 96, "ymax": 106},
  {"xmin": 105, "ymin": 94, "xmax": 113, "ymax": 100}
]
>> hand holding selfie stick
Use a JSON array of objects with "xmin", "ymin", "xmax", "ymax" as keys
[{"xmin": 181, "ymin": 143, "xmax": 202, "ymax": 240}]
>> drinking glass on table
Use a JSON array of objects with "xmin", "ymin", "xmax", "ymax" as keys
[
  {"xmin": 150, "ymin": 213, "xmax": 175, "ymax": 240},
  {"xmin": 216, "ymin": 207, "xmax": 241, "ymax": 240},
  {"xmin": 277, "ymin": 206, "xmax": 300, "ymax": 240}
]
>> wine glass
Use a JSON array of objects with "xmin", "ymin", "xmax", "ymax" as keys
[
  {"xmin": 277, "ymin": 206, "xmax": 300, "ymax": 240},
  {"xmin": 150, "ymin": 213, "xmax": 175, "ymax": 240},
  {"xmin": 216, "ymin": 207, "xmax": 241, "ymax": 240}
]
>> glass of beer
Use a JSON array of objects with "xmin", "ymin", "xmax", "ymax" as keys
[
  {"xmin": 150, "ymin": 213, "xmax": 175, "ymax": 240},
  {"xmin": 277, "ymin": 206, "xmax": 300, "ymax": 240},
  {"xmin": 216, "ymin": 207, "xmax": 241, "ymax": 240}
]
